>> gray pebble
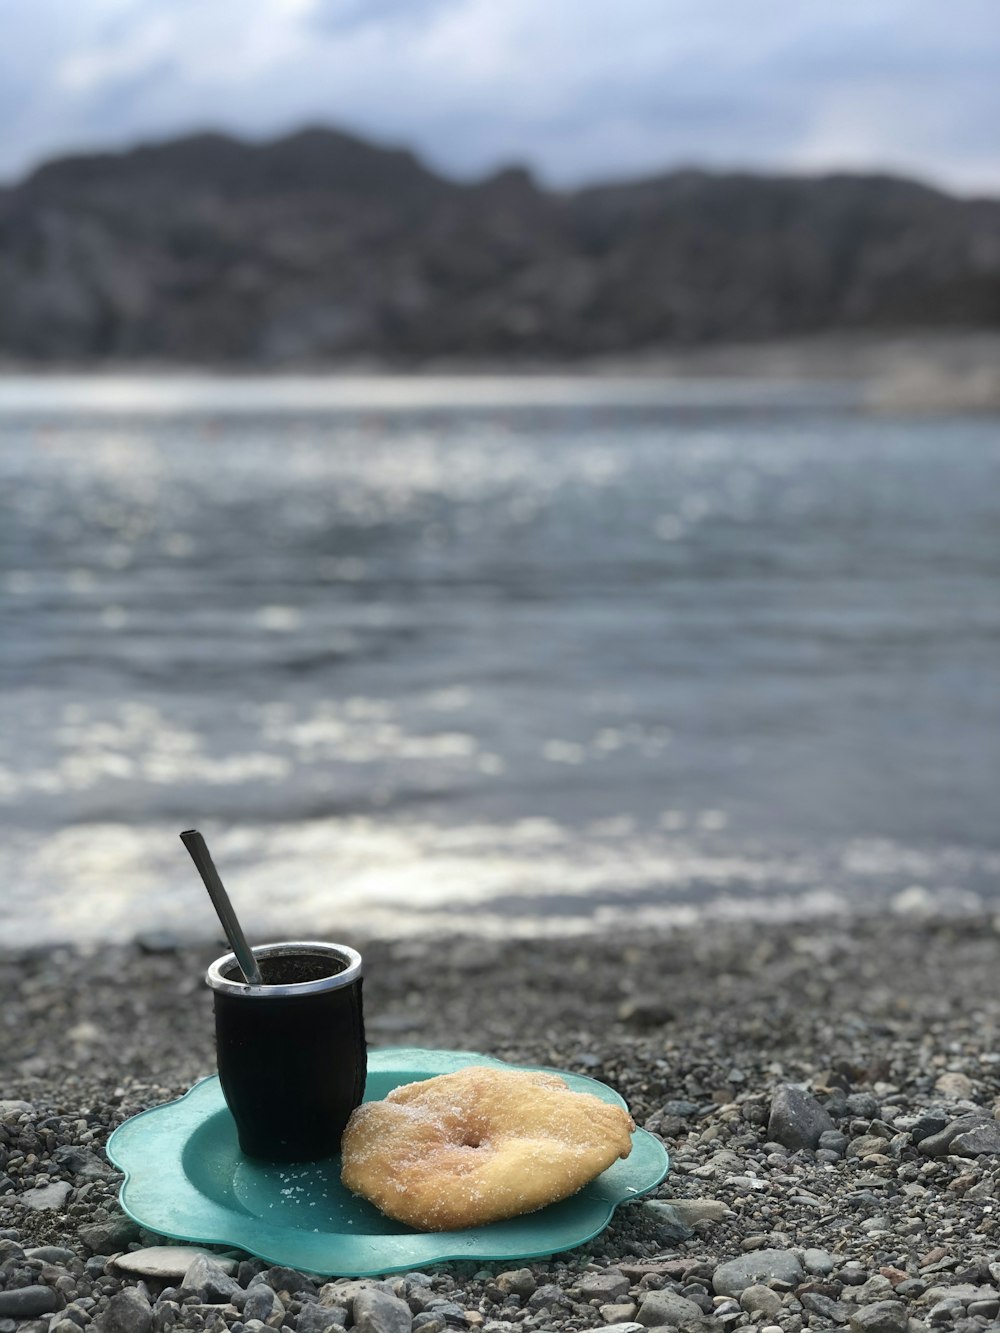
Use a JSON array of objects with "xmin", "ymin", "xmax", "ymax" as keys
[
  {"xmin": 849, "ymin": 1300, "xmax": 908, "ymax": 1333},
  {"xmin": 296, "ymin": 1305, "xmax": 347, "ymax": 1333},
  {"xmin": 801, "ymin": 1292, "xmax": 847, "ymax": 1320},
  {"xmin": 25, "ymin": 1247, "xmax": 78, "ymax": 1264},
  {"xmin": 0, "ymin": 1288, "xmax": 61, "ymax": 1319},
  {"xmin": 919, "ymin": 1115, "xmax": 987, "ymax": 1157},
  {"xmin": 22, "ymin": 1182, "xmax": 73, "ymax": 1211},
  {"xmin": 635, "ymin": 1288, "xmax": 704, "ymax": 1327},
  {"xmin": 265, "ymin": 1268, "xmax": 316, "ymax": 1297},
  {"xmin": 182, "ymin": 1256, "xmax": 243, "ymax": 1305},
  {"xmin": 894, "ymin": 1280, "xmax": 926, "ymax": 1298},
  {"xmin": 928, "ymin": 1300, "xmax": 962, "ymax": 1326},
  {"xmin": 116, "ymin": 1250, "xmax": 238, "ymax": 1282},
  {"xmin": 950, "ymin": 1120, "xmax": 1000, "ymax": 1156},
  {"xmin": 493, "ymin": 1271, "xmax": 535, "ymax": 1300},
  {"xmin": 818, "ymin": 1129, "xmax": 849, "ymax": 1156},
  {"xmin": 640, "ymin": 1201, "xmax": 694, "ymax": 1243},
  {"xmin": 409, "ymin": 1318, "xmax": 444, "ymax": 1333},
  {"xmin": 910, "ymin": 1110, "xmax": 950, "ymax": 1143},
  {"xmin": 738, "ymin": 1285, "xmax": 782, "ymax": 1317},
  {"xmin": 845, "ymin": 1094, "xmax": 881, "ymax": 1119},
  {"xmin": 660, "ymin": 1101, "xmax": 702, "ymax": 1118},
  {"xmin": 99, "ymin": 1289, "xmax": 153, "ymax": 1333},
  {"xmin": 713, "ymin": 1249, "xmax": 803, "ymax": 1297},
  {"xmin": 802, "ymin": 1248, "xmax": 837, "ymax": 1276},
  {"xmin": 243, "ymin": 1289, "xmax": 281, "ymax": 1323},
  {"xmin": 525, "ymin": 1283, "xmax": 563, "ymax": 1311},
  {"xmin": 767, "ymin": 1084, "xmax": 834, "ymax": 1150},
  {"xmin": 54, "ymin": 1147, "xmax": 110, "ymax": 1180},
  {"xmin": 404, "ymin": 1287, "xmax": 434, "ymax": 1314},
  {"xmin": 599, "ymin": 1304, "xmax": 638, "ymax": 1324},
  {"xmin": 352, "ymin": 1289, "xmax": 412, "ymax": 1333},
  {"xmin": 78, "ymin": 1219, "xmax": 141, "ymax": 1254},
  {"xmin": 574, "ymin": 1270, "xmax": 630, "ymax": 1303}
]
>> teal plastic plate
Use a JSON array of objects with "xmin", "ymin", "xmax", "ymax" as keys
[{"xmin": 106, "ymin": 1047, "xmax": 668, "ymax": 1276}]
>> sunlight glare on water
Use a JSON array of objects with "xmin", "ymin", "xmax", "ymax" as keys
[{"xmin": 1, "ymin": 376, "xmax": 998, "ymax": 945}]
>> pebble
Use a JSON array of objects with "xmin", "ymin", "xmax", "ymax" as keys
[
  {"xmin": 844, "ymin": 1093, "xmax": 882, "ymax": 1118},
  {"xmin": 802, "ymin": 1292, "xmax": 847, "ymax": 1320},
  {"xmin": 54, "ymin": 1148, "xmax": 110, "ymax": 1180},
  {"xmin": 0, "ymin": 1289, "xmax": 61, "ymax": 1318},
  {"xmin": 525, "ymin": 1283, "xmax": 564, "ymax": 1311},
  {"xmin": 100, "ymin": 1289, "xmax": 153, "ymax": 1333},
  {"xmin": 712, "ymin": 1249, "xmax": 803, "ymax": 1296},
  {"xmin": 849, "ymin": 1300, "xmax": 909, "ymax": 1333},
  {"xmin": 78, "ymin": 1218, "xmax": 141, "ymax": 1253},
  {"xmin": 802, "ymin": 1248, "xmax": 837, "ymax": 1275},
  {"xmin": 738, "ymin": 1285, "xmax": 782, "ymax": 1316},
  {"xmin": 767, "ymin": 1083, "xmax": 834, "ymax": 1150},
  {"xmin": 241, "ymin": 1289, "xmax": 281, "ymax": 1323},
  {"xmin": 182, "ymin": 1255, "xmax": 244, "ymax": 1304},
  {"xmin": 264, "ymin": 1266, "xmax": 316, "ymax": 1296},
  {"xmin": 950, "ymin": 1120, "xmax": 1000, "ymax": 1156},
  {"xmin": 598, "ymin": 1303, "xmax": 637, "ymax": 1323},
  {"xmin": 660, "ymin": 1198, "xmax": 733, "ymax": 1225},
  {"xmin": 919, "ymin": 1115, "xmax": 986, "ymax": 1156},
  {"xmin": 25, "ymin": 1246, "xmax": 78, "ymax": 1264},
  {"xmin": 639, "ymin": 1201, "xmax": 694, "ymax": 1242},
  {"xmin": 634, "ymin": 1288, "xmax": 703, "ymax": 1326},
  {"xmin": 22, "ymin": 1182, "xmax": 73, "ymax": 1211},
  {"xmin": 818, "ymin": 1129, "xmax": 849, "ymax": 1155},
  {"xmin": 293, "ymin": 1305, "xmax": 347, "ymax": 1333},
  {"xmin": 493, "ymin": 1271, "xmax": 535, "ymax": 1299},
  {"xmin": 659, "ymin": 1101, "xmax": 701, "ymax": 1118},
  {"xmin": 114, "ymin": 1250, "xmax": 239, "ymax": 1281},
  {"xmin": 410, "ymin": 1318, "xmax": 444, "ymax": 1333},
  {"xmin": 352, "ymin": 1288, "xmax": 413, "ymax": 1333},
  {"xmin": 574, "ymin": 1271, "xmax": 630, "ymax": 1302},
  {"xmin": 935, "ymin": 1073, "xmax": 976, "ymax": 1100}
]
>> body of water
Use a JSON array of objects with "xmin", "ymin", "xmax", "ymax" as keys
[{"xmin": 1, "ymin": 375, "xmax": 998, "ymax": 944}]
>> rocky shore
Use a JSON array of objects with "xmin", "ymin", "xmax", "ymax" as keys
[
  {"xmin": 3, "ymin": 913, "xmax": 1000, "ymax": 1333},
  {"xmin": 2, "ymin": 128, "xmax": 998, "ymax": 365}
]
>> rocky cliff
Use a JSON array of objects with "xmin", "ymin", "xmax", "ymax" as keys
[{"xmin": 1, "ymin": 127, "xmax": 997, "ymax": 363}]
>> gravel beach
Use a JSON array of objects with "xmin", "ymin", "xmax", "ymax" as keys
[{"xmin": 3, "ymin": 913, "xmax": 1000, "ymax": 1333}]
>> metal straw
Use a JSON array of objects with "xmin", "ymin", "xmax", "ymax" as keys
[{"xmin": 180, "ymin": 829, "xmax": 263, "ymax": 985}]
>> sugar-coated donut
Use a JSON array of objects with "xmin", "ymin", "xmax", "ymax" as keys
[{"xmin": 340, "ymin": 1064, "xmax": 634, "ymax": 1230}]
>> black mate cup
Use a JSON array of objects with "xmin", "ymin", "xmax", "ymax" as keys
[{"xmin": 206, "ymin": 940, "xmax": 366, "ymax": 1162}]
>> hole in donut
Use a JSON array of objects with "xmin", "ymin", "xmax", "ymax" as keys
[{"xmin": 462, "ymin": 1133, "xmax": 483, "ymax": 1148}]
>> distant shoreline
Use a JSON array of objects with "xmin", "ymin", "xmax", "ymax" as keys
[{"xmin": 1, "ymin": 331, "xmax": 998, "ymax": 412}]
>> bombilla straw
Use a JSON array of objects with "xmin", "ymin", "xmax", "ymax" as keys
[{"xmin": 180, "ymin": 829, "xmax": 263, "ymax": 986}]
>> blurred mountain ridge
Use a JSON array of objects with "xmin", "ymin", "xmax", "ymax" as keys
[{"xmin": 1, "ymin": 125, "xmax": 998, "ymax": 364}]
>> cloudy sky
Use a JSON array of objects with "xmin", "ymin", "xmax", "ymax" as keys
[{"xmin": 2, "ymin": 0, "xmax": 999, "ymax": 194}]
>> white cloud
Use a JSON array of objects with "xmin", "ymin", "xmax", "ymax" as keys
[{"xmin": 1, "ymin": 0, "xmax": 998, "ymax": 192}]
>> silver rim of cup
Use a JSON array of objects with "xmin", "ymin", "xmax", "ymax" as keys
[{"xmin": 206, "ymin": 941, "xmax": 363, "ymax": 998}]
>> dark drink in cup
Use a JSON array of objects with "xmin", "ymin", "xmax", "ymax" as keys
[{"xmin": 206, "ymin": 941, "xmax": 365, "ymax": 1162}]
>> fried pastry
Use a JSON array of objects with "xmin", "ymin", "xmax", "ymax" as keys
[{"xmin": 340, "ymin": 1064, "xmax": 634, "ymax": 1230}]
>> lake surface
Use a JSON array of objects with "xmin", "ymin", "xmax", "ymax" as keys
[{"xmin": 1, "ymin": 375, "xmax": 998, "ymax": 945}]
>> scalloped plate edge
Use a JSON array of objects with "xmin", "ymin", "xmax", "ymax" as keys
[{"xmin": 106, "ymin": 1048, "xmax": 669, "ymax": 1276}]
